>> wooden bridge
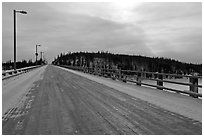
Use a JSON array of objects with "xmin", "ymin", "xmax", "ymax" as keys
[{"xmin": 2, "ymin": 65, "xmax": 202, "ymax": 135}]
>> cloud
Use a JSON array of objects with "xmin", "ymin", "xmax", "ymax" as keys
[
  {"xmin": 133, "ymin": 2, "xmax": 202, "ymax": 63},
  {"xmin": 135, "ymin": 2, "xmax": 201, "ymax": 22},
  {"xmin": 2, "ymin": 2, "xmax": 202, "ymax": 64}
]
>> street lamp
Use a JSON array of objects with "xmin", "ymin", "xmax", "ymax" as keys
[
  {"xmin": 35, "ymin": 44, "xmax": 41, "ymax": 64},
  {"xmin": 40, "ymin": 51, "xmax": 44, "ymax": 64},
  {"xmin": 40, "ymin": 51, "xmax": 44, "ymax": 61},
  {"xmin": 13, "ymin": 10, "xmax": 27, "ymax": 71}
]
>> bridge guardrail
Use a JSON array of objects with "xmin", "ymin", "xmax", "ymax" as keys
[
  {"xmin": 2, "ymin": 65, "xmax": 43, "ymax": 80},
  {"xmin": 59, "ymin": 65, "xmax": 202, "ymax": 98}
]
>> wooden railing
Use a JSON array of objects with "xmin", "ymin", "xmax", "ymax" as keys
[
  {"xmin": 2, "ymin": 65, "xmax": 43, "ymax": 80},
  {"xmin": 59, "ymin": 65, "xmax": 202, "ymax": 98}
]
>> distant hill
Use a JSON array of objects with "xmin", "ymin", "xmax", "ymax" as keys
[{"xmin": 52, "ymin": 51, "xmax": 202, "ymax": 75}]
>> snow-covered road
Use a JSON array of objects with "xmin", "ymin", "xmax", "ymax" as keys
[
  {"xmin": 2, "ymin": 65, "xmax": 47, "ymax": 115},
  {"xmin": 3, "ymin": 65, "xmax": 201, "ymax": 135}
]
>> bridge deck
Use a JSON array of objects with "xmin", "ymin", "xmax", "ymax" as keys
[
  {"xmin": 60, "ymin": 66, "xmax": 202, "ymax": 122},
  {"xmin": 2, "ymin": 65, "xmax": 202, "ymax": 135}
]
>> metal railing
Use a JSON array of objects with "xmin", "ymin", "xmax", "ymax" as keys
[
  {"xmin": 2, "ymin": 65, "xmax": 43, "ymax": 80},
  {"xmin": 59, "ymin": 65, "xmax": 202, "ymax": 98}
]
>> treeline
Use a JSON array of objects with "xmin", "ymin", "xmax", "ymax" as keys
[
  {"xmin": 52, "ymin": 51, "xmax": 202, "ymax": 75},
  {"xmin": 2, "ymin": 59, "xmax": 46, "ymax": 70}
]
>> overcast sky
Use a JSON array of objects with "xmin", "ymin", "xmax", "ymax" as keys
[{"xmin": 2, "ymin": 2, "xmax": 202, "ymax": 64}]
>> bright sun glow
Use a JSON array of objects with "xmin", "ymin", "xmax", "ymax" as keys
[
  {"xmin": 111, "ymin": 2, "xmax": 141, "ymax": 10},
  {"xmin": 109, "ymin": 2, "xmax": 141, "ymax": 23}
]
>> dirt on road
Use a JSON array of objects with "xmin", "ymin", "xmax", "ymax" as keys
[
  {"xmin": 2, "ymin": 65, "xmax": 202, "ymax": 135},
  {"xmin": 2, "ymin": 66, "xmax": 46, "ymax": 115}
]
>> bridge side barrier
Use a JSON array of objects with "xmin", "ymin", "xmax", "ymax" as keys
[
  {"xmin": 58, "ymin": 65, "xmax": 202, "ymax": 98},
  {"xmin": 2, "ymin": 65, "xmax": 43, "ymax": 80}
]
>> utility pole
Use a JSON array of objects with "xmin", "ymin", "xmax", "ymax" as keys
[
  {"xmin": 40, "ymin": 51, "xmax": 43, "ymax": 61},
  {"xmin": 35, "ymin": 44, "xmax": 41, "ymax": 64},
  {"xmin": 14, "ymin": 10, "xmax": 16, "ymax": 70},
  {"xmin": 40, "ymin": 51, "xmax": 44, "ymax": 64},
  {"xmin": 13, "ymin": 10, "xmax": 27, "ymax": 71}
]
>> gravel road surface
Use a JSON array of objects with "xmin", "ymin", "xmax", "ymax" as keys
[{"xmin": 2, "ymin": 65, "xmax": 202, "ymax": 135}]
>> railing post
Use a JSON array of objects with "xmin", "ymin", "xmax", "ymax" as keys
[
  {"xmin": 123, "ymin": 75, "xmax": 127, "ymax": 83},
  {"xmin": 119, "ymin": 69, "xmax": 121, "ymax": 80},
  {"xmin": 136, "ymin": 72, "xmax": 141, "ymax": 86},
  {"xmin": 157, "ymin": 73, "xmax": 163, "ymax": 90},
  {"xmin": 189, "ymin": 75, "xmax": 198, "ymax": 98},
  {"xmin": 122, "ymin": 71, "xmax": 127, "ymax": 82},
  {"xmin": 111, "ymin": 70, "xmax": 116, "ymax": 80}
]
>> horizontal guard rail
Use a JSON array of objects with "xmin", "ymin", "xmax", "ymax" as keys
[
  {"xmin": 124, "ymin": 78, "xmax": 202, "ymax": 97},
  {"xmin": 120, "ymin": 73, "xmax": 202, "ymax": 88},
  {"xmin": 2, "ymin": 65, "xmax": 43, "ymax": 80}
]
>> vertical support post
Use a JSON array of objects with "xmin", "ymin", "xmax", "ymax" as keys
[
  {"xmin": 119, "ymin": 69, "xmax": 122, "ymax": 80},
  {"xmin": 189, "ymin": 76, "xmax": 198, "ymax": 98},
  {"xmin": 136, "ymin": 72, "xmax": 141, "ymax": 86},
  {"xmin": 121, "ymin": 71, "xmax": 127, "ymax": 83},
  {"xmin": 157, "ymin": 74, "xmax": 163, "ymax": 90},
  {"xmin": 112, "ymin": 69, "xmax": 116, "ymax": 80},
  {"xmin": 40, "ymin": 51, "xmax": 42, "ymax": 60},
  {"xmin": 123, "ymin": 75, "xmax": 127, "ymax": 82},
  {"xmin": 14, "ymin": 10, "xmax": 16, "ymax": 71},
  {"xmin": 36, "ymin": 45, "xmax": 37, "ymax": 63}
]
